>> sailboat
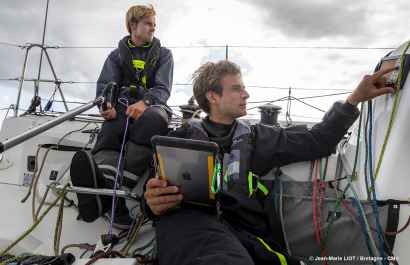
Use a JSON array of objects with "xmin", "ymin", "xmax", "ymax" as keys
[{"xmin": 0, "ymin": 4, "xmax": 409, "ymax": 265}]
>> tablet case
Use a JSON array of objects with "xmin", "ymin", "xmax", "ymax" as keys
[{"xmin": 151, "ymin": 136, "xmax": 219, "ymax": 206}]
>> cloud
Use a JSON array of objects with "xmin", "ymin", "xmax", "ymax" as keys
[
  {"xmin": 243, "ymin": 0, "xmax": 368, "ymax": 40},
  {"xmin": 1, "ymin": 0, "xmax": 409, "ymax": 128}
]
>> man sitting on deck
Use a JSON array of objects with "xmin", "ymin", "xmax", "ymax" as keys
[
  {"xmin": 70, "ymin": 4, "xmax": 173, "ymax": 230},
  {"xmin": 140, "ymin": 60, "xmax": 397, "ymax": 264}
]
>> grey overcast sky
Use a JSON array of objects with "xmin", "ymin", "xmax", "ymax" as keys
[{"xmin": 0, "ymin": 0, "xmax": 409, "ymax": 128}]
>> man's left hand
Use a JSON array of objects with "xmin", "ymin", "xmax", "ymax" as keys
[{"xmin": 125, "ymin": 101, "xmax": 148, "ymax": 120}]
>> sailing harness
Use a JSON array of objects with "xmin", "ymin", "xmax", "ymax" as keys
[
  {"xmin": 187, "ymin": 119, "xmax": 268, "ymax": 199},
  {"xmin": 186, "ymin": 119, "xmax": 289, "ymax": 262},
  {"xmin": 118, "ymin": 35, "xmax": 161, "ymax": 99}
]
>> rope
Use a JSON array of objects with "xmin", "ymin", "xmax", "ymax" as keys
[
  {"xmin": 317, "ymin": 158, "xmax": 329, "ymax": 264},
  {"xmin": 0, "ymin": 254, "xmax": 46, "ymax": 265},
  {"xmin": 54, "ymin": 185, "xmax": 68, "ymax": 255},
  {"xmin": 35, "ymin": 181, "xmax": 61, "ymax": 220},
  {"xmin": 341, "ymin": 142, "xmax": 381, "ymax": 263},
  {"xmin": 274, "ymin": 167, "xmax": 280, "ymax": 213},
  {"xmin": 371, "ymin": 41, "xmax": 410, "ymax": 185},
  {"xmin": 21, "ymin": 144, "xmax": 44, "ymax": 203},
  {"xmin": 60, "ymin": 243, "xmax": 92, "ymax": 254},
  {"xmin": 340, "ymin": 200, "xmax": 410, "ymax": 235},
  {"xmin": 80, "ymin": 244, "xmax": 97, "ymax": 259},
  {"xmin": 312, "ymin": 160, "xmax": 328, "ymax": 264},
  {"xmin": 31, "ymin": 145, "xmax": 57, "ymax": 222},
  {"xmin": 0, "ymin": 183, "xmax": 70, "ymax": 257},
  {"xmin": 108, "ymin": 98, "xmax": 130, "ymax": 234},
  {"xmin": 366, "ymin": 100, "xmax": 385, "ymax": 263},
  {"xmin": 130, "ymin": 237, "xmax": 156, "ymax": 257},
  {"xmin": 120, "ymin": 215, "xmax": 145, "ymax": 256},
  {"xmin": 333, "ymin": 150, "xmax": 363, "ymax": 229},
  {"xmin": 84, "ymin": 250, "xmax": 125, "ymax": 265},
  {"xmin": 278, "ymin": 179, "xmax": 291, "ymax": 255},
  {"xmin": 305, "ymin": 160, "xmax": 315, "ymax": 196},
  {"xmin": 308, "ymin": 102, "xmax": 364, "ymax": 265},
  {"xmin": 350, "ymin": 197, "xmax": 376, "ymax": 264}
]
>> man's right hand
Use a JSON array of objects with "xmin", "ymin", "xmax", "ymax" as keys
[
  {"xmin": 144, "ymin": 177, "xmax": 183, "ymax": 216},
  {"xmin": 99, "ymin": 102, "xmax": 117, "ymax": 120}
]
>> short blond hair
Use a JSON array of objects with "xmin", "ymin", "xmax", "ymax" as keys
[
  {"xmin": 126, "ymin": 4, "xmax": 156, "ymax": 34},
  {"xmin": 192, "ymin": 60, "xmax": 242, "ymax": 114}
]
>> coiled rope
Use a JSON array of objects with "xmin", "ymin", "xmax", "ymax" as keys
[{"xmin": 0, "ymin": 183, "xmax": 70, "ymax": 257}]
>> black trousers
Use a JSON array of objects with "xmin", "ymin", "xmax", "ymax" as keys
[
  {"xmin": 156, "ymin": 208, "xmax": 302, "ymax": 265},
  {"xmin": 92, "ymin": 104, "xmax": 169, "ymax": 154}
]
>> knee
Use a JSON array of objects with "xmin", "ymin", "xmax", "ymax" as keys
[{"xmin": 139, "ymin": 107, "xmax": 169, "ymax": 127}]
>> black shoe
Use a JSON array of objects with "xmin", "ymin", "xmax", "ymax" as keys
[
  {"xmin": 104, "ymin": 197, "xmax": 133, "ymax": 230},
  {"xmin": 70, "ymin": 150, "xmax": 111, "ymax": 223}
]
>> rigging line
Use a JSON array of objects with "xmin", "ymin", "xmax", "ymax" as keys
[
  {"xmin": 49, "ymin": 45, "xmax": 395, "ymax": 50},
  {"xmin": 246, "ymin": 91, "xmax": 351, "ymax": 108},
  {"xmin": 36, "ymin": 0, "xmax": 50, "ymax": 98},
  {"xmin": 173, "ymin": 83, "xmax": 354, "ymax": 92},
  {"xmin": 0, "ymin": 40, "xmax": 396, "ymax": 50},
  {"xmin": 0, "ymin": 78, "xmax": 95, "ymax": 84},
  {"xmin": 0, "ymin": 41, "xmax": 24, "ymax": 48},
  {"xmin": 229, "ymin": 45, "xmax": 395, "ymax": 50},
  {"xmin": 287, "ymin": 114, "xmax": 322, "ymax": 121},
  {"xmin": 246, "ymin": 85, "xmax": 353, "ymax": 92},
  {"xmin": 290, "ymin": 96, "xmax": 326, "ymax": 113},
  {"xmin": 0, "ymin": 77, "xmax": 355, "ymax": 93},
  {"xmin": 50, "ymin": 46, "xmax": 116, "ymax": 49},
  {"xmin": 246, "ymin": 112, "xmax": 323, "ymax": 121},
  {"xmin": 247, "ymin": 96, "xmax": 289, "ymax": 110}
]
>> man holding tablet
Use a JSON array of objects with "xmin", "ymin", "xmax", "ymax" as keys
[{"xmin": 141, "ymin": 60, "xmax": 397, "ymax": 265}]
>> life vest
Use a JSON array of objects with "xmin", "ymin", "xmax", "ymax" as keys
[
  {"xmin": 118, "ymin": 35, "xmax": 161, "ymax": 90},
  {"xmin": 186, "ymin": 118, "xmax": 255, "ymax": 197}
]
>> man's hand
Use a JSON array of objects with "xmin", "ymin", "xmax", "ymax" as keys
[
  {"xmin": 99, "ymin": 102, "xmax": 117, "ymax": 120},
  {"xmin": 144, "ymin": 178, "xmax": 183, "ymax": 216},
  {"xmin": 125, "ymin": 101, "xmax": 148, "ymax": 120},
  {"xmin": 347, "ymin": 66, "xmax": 398, "ymax": 106}
]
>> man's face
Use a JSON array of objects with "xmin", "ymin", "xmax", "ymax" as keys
[
  {"xmin": 131, "ymin": 16, "xmax": 156, "ymax": 46},
  {"xmin": 210, "ymin": 74, "xmax": 249, "ymax": 123}
]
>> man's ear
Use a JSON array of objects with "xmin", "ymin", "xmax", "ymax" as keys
[
  {"xmin": 130, "ymin": 21, "xmax": 136, "ymax": 31},
  {"xmin": 205, "ymin": 91, "xmax": 217, "ymax": 103}
]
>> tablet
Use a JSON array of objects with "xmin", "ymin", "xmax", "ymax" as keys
[{"xmin": 151, "ymin": 135, "xmax": 219, "ymax": 206}]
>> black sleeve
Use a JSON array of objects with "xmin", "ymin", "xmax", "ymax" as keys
[
  {"xmin": 251, "ymin": 100, "xmax": 359, "ymax": 176},
  {"xmin": 140, "ymin": 168, "xmax": 162, "ymax": 221}
]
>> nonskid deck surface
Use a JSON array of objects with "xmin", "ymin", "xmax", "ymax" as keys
[{"xmin": 0, "ymin": 183, "xmax": 155, "ymax": 264}]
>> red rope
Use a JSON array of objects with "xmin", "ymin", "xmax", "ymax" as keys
[
  {"xmin": 133, "ymin": 254, "xmax": 159, "ymax": 265},
  {"xmin": 85, "ymin": 251, "xmax": 125, "ymax": 265},
  {"xmin": 312, "ymin": 160, "xmax": 328, "ymax": 265},
  {"xmin": 317, "ymin": 180, "xmax": 329, "ymax": 265},
  {"xmin": 341, "ymin": 199, "xmax": 410, "ymax": 235}
]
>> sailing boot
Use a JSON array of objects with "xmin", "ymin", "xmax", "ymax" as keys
[
  {"xmin": 104, "ymin": 143, "xmax": 154, "ymax": 229},
  {"xmin": 103, "ymin": 196, "xmax": 134, "ymax": 230},
  {"xmin": 93, "ymin": 149, "xmax": 134, "ymax": 229},
  {"xmin": 70, "ymin": 150, "xmax": 111, "ymax": 223},
  {"xmin": 122, "ymin": 142, "xmax": 154, "ymax": 189}
]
